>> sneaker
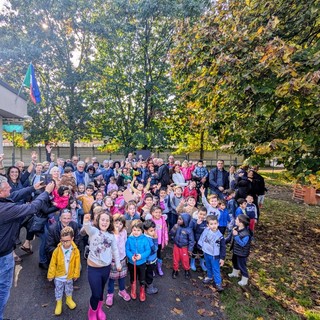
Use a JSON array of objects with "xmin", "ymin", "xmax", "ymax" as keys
[
  {"xmin": 172, "ymin": 270, "xmax": 178, "ymax": 279},
  {"xmin": 118, "ymin": 290, "xmax": 131, "ymax": 301},
  {"xmin": 184, "ymin": 270, "xmax": 191, "ymax": 279},
  {"xmin": 105, "ymin": 293, "xmax": 114, "ymax": 307},
  {"xmin": 202, "ymin": 277, "xmax": 213, "ymax": 284},
  {"xmin": 216, "ymin": 284, "xmax": 224, "ymax": 292}
]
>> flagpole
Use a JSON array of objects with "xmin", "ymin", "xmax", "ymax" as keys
[{"xmin": 15, "ymin": 62, "xmax": 32, "ymax": 103}]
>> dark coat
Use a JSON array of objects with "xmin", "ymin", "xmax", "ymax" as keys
[
  {"xmin": 156, "ymin": 164, "xmax": 170, "ymax": 187},
  {"xmin": 209, "ymin": 168, "xmax": 229, "ymax": 191}
]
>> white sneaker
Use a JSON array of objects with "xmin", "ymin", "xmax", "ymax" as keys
[{"xmin": 228, "ymin": 268, "xmax": 240, "ymax": 278}]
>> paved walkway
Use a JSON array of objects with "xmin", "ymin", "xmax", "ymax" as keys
[{"xmin": 5, "ymin": 237, "xmax": 225, "ymax": 320}]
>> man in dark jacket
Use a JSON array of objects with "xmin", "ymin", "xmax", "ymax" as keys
[
  {"xmin": 209, "ymin": 160, "xmax": 229, "ymax": 199},
  {"xmin": 45, "ymin": 208, "xmax": 80, "ymax": 262},
  {"xmin": 156, "ymin": 158, "xmax": 170, "ymax": 187},
  {"xmin": 0, "ymin": 175, "xmax": 54, "ymax": 320}
]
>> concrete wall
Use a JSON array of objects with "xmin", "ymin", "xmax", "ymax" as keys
[{"xmin": 2, "ymin": 146, "xmax": 243, "ymax": 168}]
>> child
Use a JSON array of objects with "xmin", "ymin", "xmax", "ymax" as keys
[
  {"xmin": 182, "ymin": 180, "xmax": 198, "ymax": 200},
  {"xmin": 47, "ymin": 226, "xmax": 80, "ymax": 316},
  {"xmin": 103, "ymin": 196, "xmax": 116, "ymax": 215},
  {"xmin": 198, "ymin": 216, "xmax": 226, "ymax": 292},
  {"xmin": 225, "ymin": 189, "xmax": 237, "ymax": 229},
  {"xmin": 176, "ymin": 196, "xmax": 198, "ymax": 218},
  {"xmin": 107, "ymin": 177, "xmax": 118, "ymax": 194},
  {"xmin": 125, "ymin": 221, "xmax": 151, "ymax": 302},
  {"xmin": 52, "ymin": 185, "xmax": 71, "ymax": 210},
  {"xmin": 113, "ymin": 187, "xmax": 125, "ymax": 215},
  {"xmin": 170, "ymin": 213, "xmax": 195, "ymax": 280},
  {"xmin": 68, "ymin": 197, "xmax": 84, "ymax": 226},
  {"xmin": 181, "ymin": 160, "xmax": 196, "ymax": 182},
  {"xmin": 75, "ymin": 183, "xmax": 85, "ymax": 197},
  {"xmin": 168, "ymin": 185, "xmax": 184, "ymax": 231},
  {"xmin": 94, "ymin": 190, "xmax": 104, "ymax": 206},
  {"xmin": 235, "ymin": 198, "xmax": 247, "ymax": 218},
  {"xmin": 106, "ymin": 214, "xmax": 130, "ymax": 307},
  {"xmin": 124, "ymin": 201, "xmax": 140, "ymax": 234},
  {"xmin": 76, "ymin": 185, "xmax": 95, "ymax": 215},
  {"xmin": 189, "ymin": 207, "xmax": 207, "ymax": 272},
  {"xmin": 143, "ymin": 220, "xmax": 159, "ymax": 294},
  {"xmin": 83, "ymin": 211, "xmax": 121, "ymax": 318},
  {"xmin": 218, "ymin": 200, "xmax": 230, "ymax": 235},
  {"xmin": 200, "ymin": 186, "xmax": 220, "ymax": 218},
  {"xmin": 140, "ymin": 193, "xmax": 154, "ymax": 220},
  {"xmin": 227, "ymin": 214, "xmax": 251, "ymax": 286},
  {"xmin": 151, "ymin": 206, "xmax": 168, "ymax": 276},
  {"xmin": 192, "ymin": 160, "xmax": 208, "ymax": 186},
  {"xmin": 245, "ymin": 195, "xmax": 258, "ymax": 233}
]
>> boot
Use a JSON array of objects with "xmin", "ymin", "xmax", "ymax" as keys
[
  {"xmin": 97, "ymin": 301, "xmax": 106, "ymax": 320},
  {"xmin": 200, "ymin": 258, "xmax": 207, "ymax": 272},
  {"xmin": 238, "ymin": 276, "xmax": 249, "ymax": 286},
  {"xmin": 55, "ymin": 300, "xmax": 62, "ymax": 316},
  {"xmin": 172, "ymin": 270, "xmax": 178, "ymax": 279},
  {"xmin": 190, "ymin": 258, "xmax": 196, "ymax": 271},
  {"xmin": 105, "ymin": 293, "xmax": 114, "ymax": 307},
  {"xmin": 130, "ymin": 282, "xmax": 137, "ymax": 300},
  {"xmin": 228, "ymin": 268, "xmax": 240, "ymax": 278},
  {"xmin": 139, "ymin": 285, "xmax": 146, "ymax": 302},
  {"xmin": 216, "ymin": 284, "xmax": 224, "ymax": 292},
  {"xmin": 146, "ymin": 283, "xmax": 158, "ymax": 295},
  {"xmin": 157, "ymin": 259, "xmax": 164, "ymax": 276},
  {"xmin": 66, "ymin": 296, "xmax": 76, "ymax": 310},
  {"xmin": 88, "ymin": 305, "xmax": 98, "ymax": 320},
  {"xmin": 184, "ymin": 270, "xmax": 191, "ymax": 279}
]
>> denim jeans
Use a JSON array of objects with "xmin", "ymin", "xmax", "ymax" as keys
[{"xmin": 0, "ymin": 252, "xmax": 14, "ymax": 320}]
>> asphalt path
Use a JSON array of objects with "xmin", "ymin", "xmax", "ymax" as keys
[{"xmin": 5, "ymin": 234, "xmax": 225, "ymax": 320}]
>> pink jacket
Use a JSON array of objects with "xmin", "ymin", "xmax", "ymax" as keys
[
  {"xmin": 152, "ymin": 216, "xmax": 168, "ymax": 249},
  {"xmin": 114, "ymin": 196, "xmax": 125, "ymax": 214},
  {"xmin": 52, "ymin": 189, "xmax": 69, "ymax": 209},
  {"xmin": 181, "ymin": 164, "xmax": 195, "ymax": 181}
]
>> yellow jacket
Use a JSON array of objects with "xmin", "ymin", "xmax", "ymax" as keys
[{"xmin": 47, "ymin": 241, "xmax": 80, "ymax": 280}]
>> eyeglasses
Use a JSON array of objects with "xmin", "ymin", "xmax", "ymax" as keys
[{"xmin": 61, "ymin": 239, "xmax": 71, "ymax": 243}]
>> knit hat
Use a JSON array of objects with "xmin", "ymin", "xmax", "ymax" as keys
[{"xmin": 237, "ymin": 214, "xmax": 250, "ymax": 226}]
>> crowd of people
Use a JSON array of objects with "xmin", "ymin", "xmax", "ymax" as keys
[{"xmin": 0, "ymin": 147, "xmax": 266, "ymax": 320}]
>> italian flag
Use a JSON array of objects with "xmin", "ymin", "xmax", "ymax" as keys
[{"xmin": 23, "ymin": 63, "xmax": 41, "ymax": 104}]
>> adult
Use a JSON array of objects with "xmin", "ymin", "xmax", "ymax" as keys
[
  {"xmin": 171, "ymin": 164, "xmax": 188, "ymax": 187},
  {"xmin": 167, "ymin": 155, "xmax": 175, "ymax": 170},
  {"xmin": 156, "ymin": 158, "xmax": 170, "ymax": 187},
  {"xmin": 0, "ymin": 176, "xmax": 54, "ymax": 320},
  {"xmin": 100, "ymin": 160, "xmax": 114, "ymax": 187},
  {"xmin": 65, "ymin": 156, "xmax": 79, "ymax": 172},
  {"xmin": 228, "ymin": 165, "xmax": 236, "ymax": 190},
  {"xmin": 45, "ymin": 209, "xmax": 80, "ymax": 263},
  {"xmin": 208, "ymin": 160, "xmax": 229, "ymax": 199},
  {"xmin": 72, "ymin": 161, "xmax": 90, "ymax": 187}
]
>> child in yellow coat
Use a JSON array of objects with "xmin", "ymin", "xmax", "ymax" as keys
[{"xmin": 48, "ymin": 226, "xmax": 81, "ymax": 316}]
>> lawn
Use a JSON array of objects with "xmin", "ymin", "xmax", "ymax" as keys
[{"xmin": 220, "ymin": 194, "xmax": 320, "ymax": 320}]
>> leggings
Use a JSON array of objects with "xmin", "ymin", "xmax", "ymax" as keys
[
  {"xmin": 87, "ymin": 265, "xmax": 110, "ymax": 310},
  {"xmin": 107, "ymin": 277, "xmax": 126, "ymax": 294}
]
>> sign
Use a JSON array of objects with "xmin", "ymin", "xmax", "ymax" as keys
[{"xmin": 3, "ymin": 124, "xmax": 24, "ymax": 133}]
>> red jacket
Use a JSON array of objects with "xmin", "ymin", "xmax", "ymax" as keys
[{"xmin": 182, "ymin": 187, "xmax": 197, "ymax": 200}]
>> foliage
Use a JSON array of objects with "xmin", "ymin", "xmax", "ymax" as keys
[{"xmin": 170, "ymin": 0, "xmax": 320, "ymax": 178}]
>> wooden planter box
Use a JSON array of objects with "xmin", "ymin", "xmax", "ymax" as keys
[{"xmin": 293, "ymin": 184, "xmax": 320, "ymax": 205}]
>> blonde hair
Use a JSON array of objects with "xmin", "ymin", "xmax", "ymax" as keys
[
  {"xmin": 113, "ymin": 213, "xmax": 126, "ymax": 231},
  {"xmin": 61, "ymin": 226, "xmax": 74, "ymax": 238}
]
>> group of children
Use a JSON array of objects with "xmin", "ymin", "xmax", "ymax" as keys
[{"xmin": 47, "ymin": 176, "xmax": 258, "ymax": 319}]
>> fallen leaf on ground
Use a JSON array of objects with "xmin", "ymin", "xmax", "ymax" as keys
[{"xmin": 197, "ymin": 308, "xmax": 215, "ymax": 317}]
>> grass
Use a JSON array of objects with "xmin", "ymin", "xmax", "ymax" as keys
[
  {"xmin": 259, "ymin": 169, "xmax": 293, "ymax": 187},
  {"xmin": 220, "ymin": 195, "xmax": 320, "ymax": 320}
]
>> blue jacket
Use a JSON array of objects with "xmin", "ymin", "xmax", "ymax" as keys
[
  {"xmin": 126, "ymin": 234, "xmax": 151, "ymax": 265},
  {"xmin": 235, "ymin": 207, "xmax": 245, "ymax": 218},
  {"xmin": 169, "ymin": 214, "xmax": 195, "ymax": 252},
  {"xmin": 218, "ymin": 209, "xmax": 231, "ymax": 227},
  {"xmin": 145, "ymin": 235, "xmax": 158, "ymax": 263},
  {"xmin": 124, "ymin": 212, "xmax": 140, "ymax": 221},
  {"xmin": 227, "ymin": 198, "xmax": 238, "ymax": 218},
  {"xmin": 246, "ymin": 203, "xmax": 257, "ymax": 220},
  {"xmin": 189, "ymin": 218, "xmax": 207, "ymax": 242}
]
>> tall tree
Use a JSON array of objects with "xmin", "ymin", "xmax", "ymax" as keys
[
  {"xmin": 170, "ymin": 0, "xmax": 320, "ymax": 176},
  {"xmin": 0, "ymin": 0, "xmax": 97, "ymax": 157}
]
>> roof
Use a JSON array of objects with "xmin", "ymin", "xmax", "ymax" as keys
[{"xmin": 0, "ymin": 79, "xmax": 27, "ymax": 101}]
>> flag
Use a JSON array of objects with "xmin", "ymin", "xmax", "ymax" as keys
[{"xmin": 23, "ymin": 63, "xmax": 41, "ymax": 104}]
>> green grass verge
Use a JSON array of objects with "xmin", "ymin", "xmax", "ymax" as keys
[{"xmin": 259, "ymin": 169, "xmax": 293, "ymax": 187}]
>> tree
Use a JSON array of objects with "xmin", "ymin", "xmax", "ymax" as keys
[
  {"xmin": 0, "ymin": 0, "xmax": 98, "ymax": 157},
  {"xmin": 170, "ymin": 0, "xmax": 320, "ymax": 178}
]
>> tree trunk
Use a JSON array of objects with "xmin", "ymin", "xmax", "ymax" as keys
[
  {"xmin": 200, "ymin": 130, "xmax": 204, "ymax": 160},
  {"xmin": 69, "ymin": 139, "xmax": 75, "ymax": 159}
]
